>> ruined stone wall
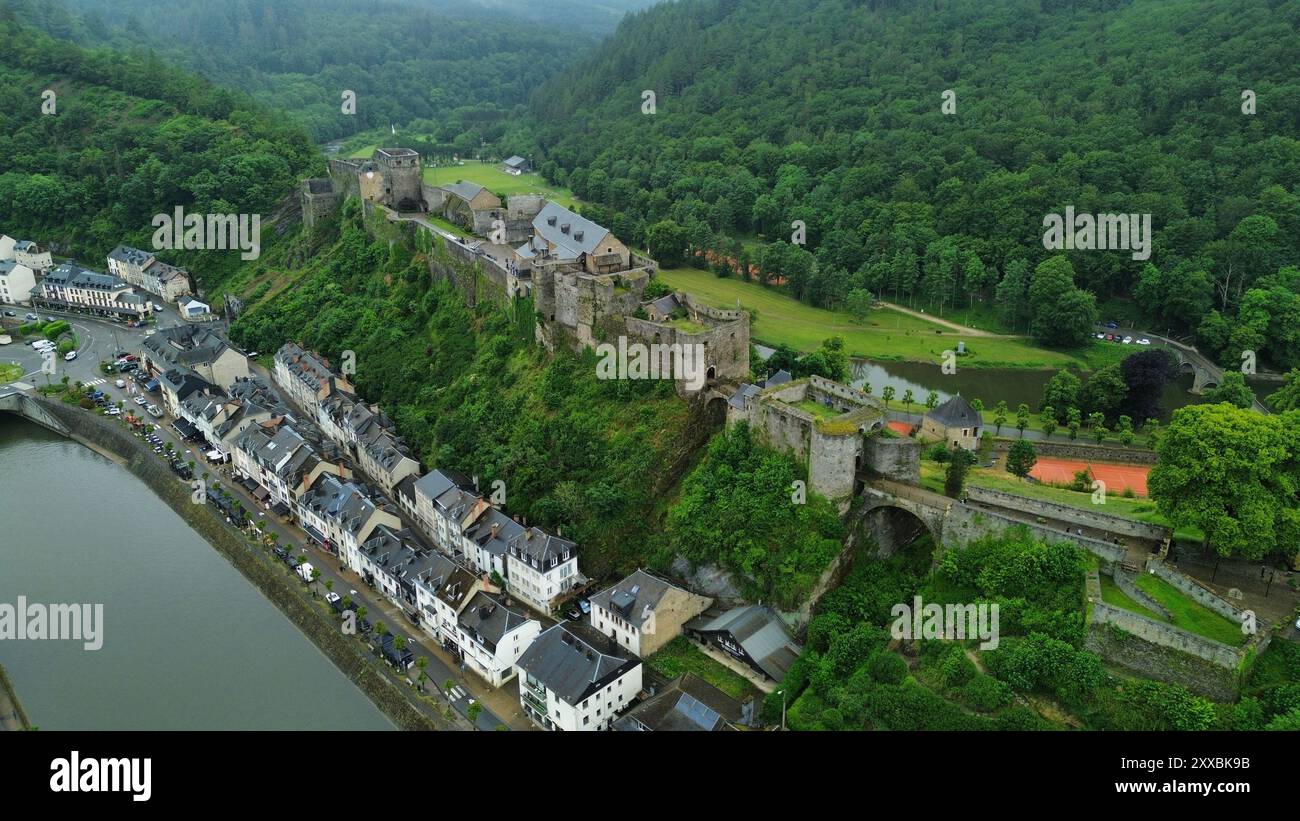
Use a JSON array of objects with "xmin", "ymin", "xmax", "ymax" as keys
[
  {"xmin": 809, "ymin": 427, "xmax": 859, "ymax": 503},
  {"xmin": 863, "ymin": 436, "xmax": 921, "ymax": 484},
  {"xmin": 965, "ymin": 486, "xmax": 1169, "ymax": 542}
]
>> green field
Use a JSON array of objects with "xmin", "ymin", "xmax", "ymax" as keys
[
  {"xmin": 1098, "ymin": 573, "xmax": 1164, "ymax": 621},
  {"xmin": 423, "ymin": 160, "xmax": 578, "ymax": 208},
  {"xmin": 0, "ymin": 362, "xmax": 22, "ymax": 383},
  {"xmin": 656, "ymin": 266, "xmax": 1117, "ymax": 371},
  {"xmin": 1132, "ymin": 574, "xmax": 1248, "ymax": 646},
  {"xmin": 645, "ymin": 636, "xmax": 763, "ymax": 704}
]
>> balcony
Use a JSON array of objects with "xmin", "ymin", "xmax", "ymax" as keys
[{"xmin": 521, "ymin": 689, "xmax": 548, "ymax": 716}]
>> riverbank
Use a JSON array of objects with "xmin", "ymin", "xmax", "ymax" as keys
[
  {"xmin": 0, "ymin": 663, "xmax": 31, "ymax": 730},
  {"xmin": 9, "ymin": 395, "xmax": 439, "ymax": 731}
]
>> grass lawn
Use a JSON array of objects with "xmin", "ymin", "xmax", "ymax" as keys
[
  {"xmin": 645, "ymin": 636, "xmax": 763, "ymax": 703},
  {"xmin": 422, "ymin": 213, "xmax": 476, "ymax": 240},
  {"xmin": 423, "ymin": 160, "xmax": 578, "ymax": 208},
  {"xmin": 791, "ymin": 399, "xmax": 839, "ymax": 419},
  {"xmin": 1098, "ymin": 573, "xmax": 1164, "ymax": 621},
  {"xmin": 656, "ymin": 265, "xmax": 1117, "ymax": 370},
  {"xmin": 1132, "ymin": 574, "xmax": 1247, "ymax": 646},
  {"xmin": 0, "ymin": 362, "xmax": 22, "ymax": 383}
]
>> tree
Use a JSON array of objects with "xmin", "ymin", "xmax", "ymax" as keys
[
  {"xmin": 467, "ymin": 702, "xmax": 483, "ymax": 724},
  {"xmin": 1039, "ymin": 406, "xmax": 1057, "ymax": 438},
  {"xmin": 845, "ymin": 288, "xmax": 873, "ymax": 323},
  {"xmin": 925, "ymin": 390, "xmax": 939, "ymax": 412},
  {"xmin": 1043, "ymin": 371, "xmax": 1081, "ymax": 420},
  {"xmin": 1202, "ymin": 371, "xmax": 1255, "ymax": 409},
  {"xmin": 1015, "ymin": 403, "xmax": 1030, "ymax": 438},
  {"xmin": 1149, "ymin": 404, "xmax": 1300, "ymax": 559},
  {"xmin": 1029, "ymin": 257, "xmax": 1099, "ymax": 347},
  {"xmin": 944, "ymin": 447, "xmax": 977, "ymax": 498},
  {"xmin": 881, "ymin": 385, "xmax": 895, "ymax": 409},
  {"xmin": 1006, "ymin": 440, "xmax": 1037, "ymax": 479},
  {"xmin": 970, "ymin": 398, "xmax": 984, "ymax": 413},
  {"xmin": 646, "ymin": 220, "xmax": 689, "ymax": 268},
  {"xmin": 993, "ymin": 400, "xmax": 1008, "ymax": 436},
  {"xmin": 1117, "ymin": 415, "xmax": 1135, "ymax": 446},
  {"xmin": 902, "ymin": 388, "xmax": 915, "ymax": 419},
  {"xmin": 1267, "ymin": 368, "xmax": 1300, "ymax": 412},
  {"xmin": 1120, "ymin": 349, "xmax": 1178, "ymax": 423},
  {"xmin": 416, "ymin": 657, "xmax": 429, "ymax": 692},
  {"xmin": 1066, "ymin": 408, "xmax": 1080, "ymax": 441},
  {"xmin": 1080, "ymin": 364, "xmax": 1128, "ymax": 422}
]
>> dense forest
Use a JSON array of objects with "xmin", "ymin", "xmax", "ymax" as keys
[
  {"xmin": 0, "ymin": 1, "xmax": 318, "ymax": 269},
  {"xmin": 505, "ymin": 0, "xmax": 1300, "ymax": 369},
  {"xmin": 24, "ymin": 0, "xmax": 588, "ymax": 143}
]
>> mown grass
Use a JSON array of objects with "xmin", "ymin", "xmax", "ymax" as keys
[
  {"xmin": 645, "ymin": 636, "xmax": 763, "ymax": 703},
  {"xmin": 1131, "ymin": 574, "xmax": 1247, "ymax": 646},
  {"xmin": 1098, "ymin": 573, "xmax": 1164, "ymax": 621},
  {"xmin": 656, "ymin": 266, "xmax": 1119, "ymax": 370},
  {"xmin": 423, "ymin": 160, "xmax": 578, "ymax": 208},
  {"xmin": 0, "ymin": 362, "xmax": 22, "ymax": 383}
]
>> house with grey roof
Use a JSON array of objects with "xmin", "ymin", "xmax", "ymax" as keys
[
  {"xmin": 429, "ymin": 181, "xmax": 502, "ymax": 234},
  {"xmin": 12, "ymin": 239, "xmax": 52, "ymax": 272},
  {"xmin": 503, "ymin": 155, "xmax": 530, "ymax": 175},
  {"xmin": 921, "ymin": 394, "xmax": 982, "ymax": 451},
  {"xmin": 515, "ymin": 201, "xmax": 629, "ymax": 276},
  {"xmin": 0, "ymin": 260, "xmax": 36, "ymax": 306},
  {"xmin": 298, "ymin": 473, "xmax": 399, "ymax": 565},
  {"xmin": 107, "ymin": 245, "xmax": 192, "ymax": 301},
  {"xmin": 450, "ymin": 591, "xmax": 541, "ymax": 687},
  {"xmin": 515, "ymin": 622, "xmax": 643, "ymax": 731},
  {"xmin": 142, "ymin": 324, "xmax": 248, "ymax": 390},
  {"xmin": 613, "ymin": 672, "xmax": 748, "ymax": 731},
  {"xmin": 460, "ymin": 504, "xmax": 525, "ymax": 580},
  {"xmin": 35, "ymin": 262, "xmax": 148, "ymax": 319},
  {"xmin": 233, "ymin": 422, "xmax": 353, "ymax": 515},
  {"xmin": 411, "ymin": 468, "xmax": 480, "ymax": 555},
  {"xmin": 685, "ymin": 604, "xmax": 802, "ymax": 684},
  {"xmin": 157, "ymin": 368, "xmax": 218, "ymax": 418},
  {"xmin": 356, "ymin": 424, "xmax": 420, "ymax": 495},
  {"xmin": 505, "ymin": 525, "xmax": 583, "ymax": 614},
  {"xmin": 589, "ymin": 569, "xmax": 712, "ymax": 657},
  {"xmin": 273, "ymin": 343, "xmax": 354, "ymax": 417},
  {"xmin": 357, "ymin": 524, "xmax": 436, "ymax": 616}
]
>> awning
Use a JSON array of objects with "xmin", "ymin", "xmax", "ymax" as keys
[
  {"xmin": 252, "ymin": 486, "xmax": 270, "ymax": 502},
  {"xmin": 240, "ymin": 477, "xmax": 259, "ymax": 492},
  {"xmin": 303, "ymin": 525, "xmax": 327, "ymax": 545},
  {"xmin": 271, "ymin": 502, "xmax": 290, "ymax": 517},
  {"xmin": 173, "ymin": 418, "xmax": 199, "ymax": 439},
  {"xmin": 205, "ymin": 449, "xmax": 226, "ymax": 461}
]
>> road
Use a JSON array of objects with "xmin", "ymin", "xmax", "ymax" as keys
[{"xmin": 1, "ymin": 303, "xmax": 528, "ymax": 731}]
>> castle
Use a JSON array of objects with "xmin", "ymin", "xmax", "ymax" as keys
[{"xmin": 727, "ymin": 373, "xmax": 920, "ymax": 506}]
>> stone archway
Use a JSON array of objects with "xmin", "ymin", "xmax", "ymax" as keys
[{"xmin": 857, "ymin": 501, "xmax": 936, "ymax": 559}]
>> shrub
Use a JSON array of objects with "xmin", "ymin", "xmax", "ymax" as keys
[
  {"xmin": 965, "ymin": 674, "xmax": 1012, "ymax": 712},
  {"xmin": 866, "ymin": 650, "xmax": 908, "ymax": 685}
]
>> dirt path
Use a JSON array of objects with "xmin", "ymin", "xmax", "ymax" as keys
[{"xmin": 878, "ymin": 301, "xmax": 1015, "ymax": 338}]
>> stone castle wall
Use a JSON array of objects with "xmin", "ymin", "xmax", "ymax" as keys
[{"xmin": 965, "ymin": 486, "xmax": 1169, "ymax": 542}]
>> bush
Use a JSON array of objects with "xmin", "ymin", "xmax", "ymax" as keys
[
  {"xmin": 866, "ymin": 650, "xmax": 908, "ymax": 685},
  {"xmin": 965, "ymin": 674, "xmax": 1012, "ymax": 712},
  {"xmin": 925, "ymin": 443, "xmax": 951, "ymax": 463},
  {"xmin": 939, "ymin": 647, "xmax": 976, "ymax": 688}
]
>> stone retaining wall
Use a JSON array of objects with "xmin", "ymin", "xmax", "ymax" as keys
[
  {"xmin": 966, "ymin": 486, "xmax": 1168, "ymax": 541},
  {"xmin": 1147, "ymin": 559, "xmax": 1247, "ymax": 621},
  {"xmin": 992, "ymin": 439, "xmax": 1157, "ymax": 464}
]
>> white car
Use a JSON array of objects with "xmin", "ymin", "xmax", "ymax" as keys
[
  {"xmin": 1137, "ymin": 338, "xmax": 1151, "ymax": 345},
  {"xmin": 64, "ymin": 350, "xmax": 77, "ymax": 361},
  {"xmin": 1122, "ymin": 336, "xmax": 1133, "ymax": 344},
  {"xmin": 133, "ymin": 395, "xmax": 148, "ymax": 405},
  {"xmin": 146, "ymin": 405, "xmax": 163, "ymax": 418},
  {"xmin": 115, "ymin": 378, "xmax": 126, "ymax": 388},
  {"xmin": 105, "ymin": 407, "xmax": 121, "ymax": 416},
  {"xmin": 1095, "ymin": 333, "xmax": 1105, "ymax": 339}
]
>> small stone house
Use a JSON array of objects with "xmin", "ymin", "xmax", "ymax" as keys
[{"xmin": 921, "ymin": 394, "xmax": 982, "ymax": 451}]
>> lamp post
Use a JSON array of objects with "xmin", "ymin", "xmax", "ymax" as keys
[{"xmin": 777, "ymin": 689, "xmax": 786, "ymax": 731}]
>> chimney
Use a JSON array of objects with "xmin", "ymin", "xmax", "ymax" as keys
[{"xmin": 490, "ymin": 523, "xmax": 500, "ymax": 539}]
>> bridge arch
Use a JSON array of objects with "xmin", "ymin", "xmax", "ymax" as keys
[{"xmin": 855, "ymin": 496, "xmax": 941, "ymax": 558}]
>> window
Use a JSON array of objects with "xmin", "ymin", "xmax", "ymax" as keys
[{"xmin": 583, "ymin": 716, "xmax": 589, "ymax": 726}]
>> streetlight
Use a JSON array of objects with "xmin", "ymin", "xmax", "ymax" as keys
[{"xmin": 777, "ymin": 689, "xmax": 786, "ymax": 731}]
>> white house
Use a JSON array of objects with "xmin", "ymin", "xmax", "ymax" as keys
[
  {"xmin": 505, "ymin": 526, "xmax": 580, "ymax": 614},
  {"xmin": 297, "ymin": 473, "xmax": 399, "ymax": 563},
  {"xmin": 180, "ymin": 298, "xmax": 210, "ymax": 319},
  {"xmin": 13, "ymin": 240, "xmax": 52, "ymax": 273},
  {"xmin": 450, "ymin": 591, "xmax": 540, "ymax": 688},
  {"xmin": 36, "ymin": 262, "xmax": 150, "ymax": 319},
  {"xmin": 411, "ymin": 468, "xmax": 480, "ymax": 555},
  {"xmin": 515, "ymin": 622, "xmax": 643, "ymax": 731},
  {"xmin": 588, "ymin": 569, "xmax": 712, "ymax": 657},
  {"xmin": 460, "ymin": 505, "xmax": 523, "ymax": 580},
  {"xmin": 0, "ymin": 260, "xmax": 36, "ymax": 306},
  {"xmin": 273, "ymin": 343, "xmax": 353, "ymax": 418}
]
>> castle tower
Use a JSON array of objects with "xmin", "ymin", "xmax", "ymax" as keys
[{"xmin": 374, "ymin": 147, "xmax": 423, "ymax": 211}]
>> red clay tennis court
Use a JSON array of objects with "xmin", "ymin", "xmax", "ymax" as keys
[
  {"xmin": 1029, "ymin": 457, "xmax": 1150, "ymax": 496},
  {"xmin": 887, "ymin": 420, "xmax": 914, "ymax": 436}
]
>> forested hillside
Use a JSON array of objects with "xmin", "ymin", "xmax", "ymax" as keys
[
  {"xmin": 0, "ymin": 1, "xmax": 318, "ymax": 267},
  {"xmin": 36, "ymin": 0, "xmax": 585, "ymax": 142},
  {"xmin": 507, "ymin": 0, "xmax": 1300, "ymax": 368}
]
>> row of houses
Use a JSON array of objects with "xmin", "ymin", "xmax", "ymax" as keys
[{"xmin": 1, "ymin": 234, "xmax": 206, "ymax": 318}]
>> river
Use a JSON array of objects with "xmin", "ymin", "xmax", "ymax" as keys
[
  {"xmin": 0, "ymin": 417, "xmax": 392, "ymax": 730},
  {"xmin": 751, "ymin": 343, "xmax": 1271, "ymax": 418}
]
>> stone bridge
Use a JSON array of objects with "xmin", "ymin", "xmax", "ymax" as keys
[
  {"xmin": 1158, "ymin": 337, "xmax": 1270, "ymax": 412},
  {"xmin": 0, "ymin": 387, "xmax": 72, "ymax": 436},
  {"xmin": 856, "ymin": 478, "xmax": 1150, "ymax": 564}
]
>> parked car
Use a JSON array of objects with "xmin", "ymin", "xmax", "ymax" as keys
[
  {"xmin": 2, "ymin": 310, "xmax": 14, "ymax": 317},
  {"xmin": 1122, "ymin": 336, "xmax": 1133, "ymax": 344},
  {"xmin": 1104, "ymin": 334, "xmax": 1114, "ymax": 341},
  {"xmin": 1137, "ymin": 338, "xmax": 1151, "ymax": 345},
  {"xmin": 133, "ymin": 396, "xmax": 147, "ymax": 406},
  {"xmin": 1095, "ymin": 332, "xmax": 1105, "ymax": 339},
  {"xmin": 325, "ymin": 592, "xmax": 343, "ymax": 613},
  {"xmin": 24, "ymin": 313, "xmax": 38, "ymax": 321},
  {"xmin": 272, "ymin": 546, "xmax": 289, "ymax": 561},
  {"xmin": 115, "ymin": 379, "xmax": 126, "ymax": 388},
  {"xmin": 297, "ymin": 561, "xmax": 315, "ymax": 583},
  {"xmin": 1104, "ymin": 321, "xmax": 1119, "ymax": 329},
  {"xmin": 146, "ymin": 404, "xmax": 163, "ymax": 418}
]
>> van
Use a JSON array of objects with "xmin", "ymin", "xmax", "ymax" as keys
[{"xmin": 297, "ymin": 561, "xmax": 315, "ymax": 583}]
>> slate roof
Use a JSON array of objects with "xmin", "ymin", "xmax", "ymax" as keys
[
  {"xmin": 926, "ymin": 394, "xmax": 981, "ymax": 428},
  {"xmin": 504, "ymin": 155, "xmax": 528, "ymax": 168},
  {"xmin": 144, "ymin": 325, "xmax": 236, "ymax": 370},
  {"xmin": 43, "ymin": 262, "xmax": 128, "ymax": 291},
  {"xmin": 299, "ymin": 474, "xmax": 378, "ymax": 537},
  {"xmin": 763, "ymin": 369, "xmax": 793, "ymax": 387},
  {"xmin": 613, "ymin": 673, "xmax": 742, "ymax": 731},
  {"xmin": 590, "ymin": 569, "xmax": 681, "ymax": 625},
  {"xmin": 458, "ymin": 591, "xmax": 533, "ymax": 652},
  {"xmin": 686, "ymin": 604, "xmax": 801, "ymax": 681},
  {"xmin": 108, "ymin": 245, "xmax": 153, "ymax": 267},
  {"xmin": 531, "ymin": 201, "xmax": 609, "ymax": 258},
  {"xmin": 510, "ymin": 526, "xmax": 575, "ymax": 569},
  {"xmin": 159, "ymin": 368, "xmax": 217, "ymax": 403},
  {"xmin": 516, "ymin": 622, "xmax": 641, "ymax": 706},
  {"xmin": 441, "ymin": 181, "xmax": 489, "ymax": 203},
  {"xmin": 464, "ymin": 507, "xmax": 524, "ymax": 558}
]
